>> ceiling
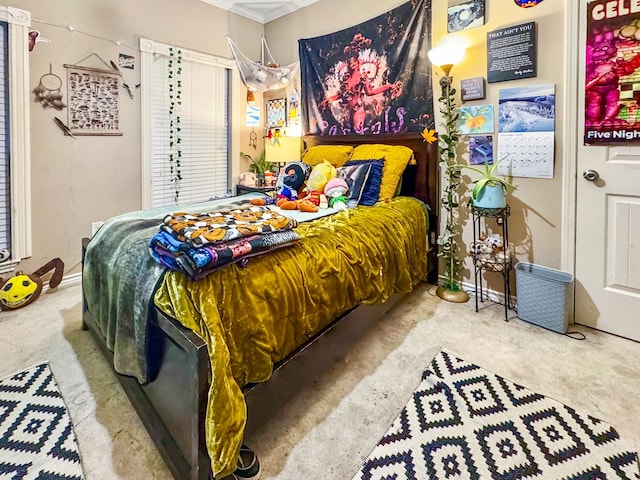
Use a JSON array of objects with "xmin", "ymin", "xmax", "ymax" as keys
[{"xmin": 201, "ymin": 0, "xmax": 320, "ymax": 24}]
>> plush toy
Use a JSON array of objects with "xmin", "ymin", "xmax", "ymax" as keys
[
  {"xmin": 300, "ymin": 160, "xmax": 336, "ymax": 207},
  {"xmin": 251, "ymin": 161, "xmax": 311, "ymax": 207},
  {"xmin": 469, "ymin": 240, "xmax": 493, "ymax": 259},
  {"xmin": 273, "ymin": 161, "xmax": 320, "ymax": 213},
  {"xmin": 469, "ymin": 234, "xmax": 511, "ymax": 265},
  {"xmin": 484, "ymin": 233, "xmax": 504, "ymax": 252},
  {"xmin": 324, "ymin": 178, "xmax": 349, "ymax": 210},
  {"xmin": 0, "ymin": 258, "xmax": 64, "ymax": 311},
  {"xmin": 276, "ymin": 161, "xmax": 311, "ymax": 200}
]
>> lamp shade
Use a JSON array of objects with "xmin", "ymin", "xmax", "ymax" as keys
[
  {"xmin": 428, "ymin": 44, "xmax": 466, "ymax": 76},
  {"xmin": 265, "ymin": 135, "xmax": 301, "ymax": 165}
]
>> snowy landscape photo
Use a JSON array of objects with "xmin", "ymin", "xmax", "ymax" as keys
[{"xmin": 498, "ymin": 84, "xmax": 555, "ymax": 133}]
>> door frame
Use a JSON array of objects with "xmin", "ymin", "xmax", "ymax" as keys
[{"xmin": 561, "ymin": 1, "xmax": 579, "ymax": 282}]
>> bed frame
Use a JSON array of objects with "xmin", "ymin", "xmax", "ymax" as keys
[{"xmin": 81, "ymin": 133, "xmax": 438, "ymax": 480}]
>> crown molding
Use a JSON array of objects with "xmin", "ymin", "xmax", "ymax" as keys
[{"xmin": 201, "ymin": 0, "xmax": 319, "ymax": 24}]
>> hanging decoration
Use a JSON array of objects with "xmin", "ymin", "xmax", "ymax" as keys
[
  {"xmin": 246, "ymin": 89, "xmax": 256, "ymax": 105},
  {"xmin": 249, "ymin": 128, "xmax": 257, "ymax": 149},
  {"xmin": 110, "ymin": 60, "xmax": 140, "ymax": 99},
  {"xmin": 27, "ymin": 30, "xmax": 51, "ymax": 52},
  {"xmin": 32, "ymin": 64, "xmax": 66, "ymax": 110},
  {"xmin": 226, "ymin": 35, "xmax": 299, "ymax": 92},
  {"xmin": 63, "ymin": 53, "xmax": 122, "ymax": 136},
  {"xmin": 299, "ymin": 0, "xmax": 433, "ymax": 136},
  {"xmin": 53, "ymin": 116, "xmax": 75, "ymax": 138},
  {"xmin": 168, "ymin": 47, "xmax": 183, "ymax": 203}
]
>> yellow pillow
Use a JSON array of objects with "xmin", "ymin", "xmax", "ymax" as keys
[
  {"xmin": 301, "ymin": 145, "xmax": 353, "ymax": 167},
  {"xmin": 350, "ymin": 144, "xmax": 414, "ymax": 201}
]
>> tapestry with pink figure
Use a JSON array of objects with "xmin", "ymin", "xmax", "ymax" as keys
[{"xmin": 299, "ymin": 0, "xmax": 433, "ymax": 136}]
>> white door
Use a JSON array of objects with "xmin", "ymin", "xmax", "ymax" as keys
[{"xmin": 575, "ymin": 1, "xmax": 640, "ymax": 341}]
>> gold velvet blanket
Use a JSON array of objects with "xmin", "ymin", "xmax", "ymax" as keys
[{"xmin": 153, "ymin": 196, "xmax": 429, "ymax": 478}]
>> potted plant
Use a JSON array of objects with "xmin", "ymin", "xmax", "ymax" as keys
[
  {"xmin": 458, "ymin": 157, "xmax": 515, "ymax": 209},
  {"xmin": 240, "ymin": 150, "xmax": 269, "ymax": 185}
]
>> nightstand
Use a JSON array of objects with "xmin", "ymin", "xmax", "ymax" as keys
[{"xmin": 236, "ymin": 185, "xmax": 276, "ymax": 196}]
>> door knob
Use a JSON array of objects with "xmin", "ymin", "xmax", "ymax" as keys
[{"xmin": 583, "ymin": 169, "xmax": 599, "ymax": 182}]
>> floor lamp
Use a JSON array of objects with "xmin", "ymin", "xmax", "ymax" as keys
[{"xmin": 428, "ymin": 43, "xmax": 470, "ymax": 303}]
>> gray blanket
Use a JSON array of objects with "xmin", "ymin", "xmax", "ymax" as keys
[{"xmin": 82, "ymin": 195, "xmax": 258, "ymax": 383}]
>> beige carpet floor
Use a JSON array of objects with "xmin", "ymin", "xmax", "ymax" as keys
[{"xmin": 0, "ymin": 281, "xmax": 638, "ymax": 479}]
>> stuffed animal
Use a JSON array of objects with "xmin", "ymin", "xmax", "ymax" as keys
[
  {"xmin": 324, "ymin": 178, "xmax": 349, "ymax": 210},
  {"xmin": 300, "ymin": 160, "xmax": 336, "ymax": 207},
  {"xmin": 0, "ymin": 258, "xmax": 64, "ymax": 311},
  {"xmin": 273, "ymin": 161, "xmax": 322, "ymax": 213},
  {"xmin": 484, "ymin": 233, "xmax": 504, "ymax": 252},
  {"xmin": 251, "ymin": 161, "xmax": 311, "ymax": 208},
  {"xmin": 276, "ymin": 161, "xmax": 311, "ymax": 200},
  {"xmin": 469, "ymin": 240, "xmax": 493, "ymax": 259}
]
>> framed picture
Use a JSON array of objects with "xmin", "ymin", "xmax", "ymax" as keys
[
  {"xmin": 460, "ymin": 77, "xmax": 486, "ymax": 102},
  {"xmin": 469, "ymin": 135, "xmax": 493, "ymax": 165},
  {"xmin": 64, "ymin": 64, "xmax": 122, "ymax": 136},
  {"xmin": 448, "ymin": 0, "xmax": 485, "ymax": 33},
  {"xmin": 266, "ymin": 98, "xmax": 287, "ymax": 129}
]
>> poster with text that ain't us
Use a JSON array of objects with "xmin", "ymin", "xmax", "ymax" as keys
[{"xmin": 585, "ymin": 0, "xmax": 640, "ymax": 144}]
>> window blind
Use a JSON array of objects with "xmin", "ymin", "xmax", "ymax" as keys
[{"xmin": 150, "ymin": 53, "xmax": 230, "ymax": 208}]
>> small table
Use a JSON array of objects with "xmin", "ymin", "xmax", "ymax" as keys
[{"xmin": 236, "ymin": 185, "xmax": 276, "ymax": 196}]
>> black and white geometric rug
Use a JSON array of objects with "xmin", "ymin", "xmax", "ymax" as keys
[
  {"xmin": 0, "ymin": 363, "xmax": 85, "ymax": 479},
  {"xmin": 353, "ymin": 350, "xmax": 640, "ymax": 480}
]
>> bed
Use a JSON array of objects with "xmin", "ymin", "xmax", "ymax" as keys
[{"xmin": 81, "ymin": 133, "xmax": 438, "ymax": 480}]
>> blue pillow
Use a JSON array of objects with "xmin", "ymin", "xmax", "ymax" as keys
[
  {"xmin": 337, "ymin": 163, "xmax": 373, "ymax": 208},
  {"xmin": 343, "ymin": 159, "xmax": 384, "ymax": 206}
]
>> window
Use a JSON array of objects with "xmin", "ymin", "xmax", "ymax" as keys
[
  {"xmin": 0, "ymin": 7, "xmax": 31, "ymax": 272},
  {"xmin": 140, "ymin": 38, "xmax": 235, "ymax": 209}
]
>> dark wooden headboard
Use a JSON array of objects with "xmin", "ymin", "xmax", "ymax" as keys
[{"xmin": 302, "ymin": 133, "xmax": 439, "ymax": 284}]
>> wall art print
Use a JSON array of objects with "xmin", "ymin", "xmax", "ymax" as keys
[
  {"xmin": 299, "ymin": 0, "xmax": 433, "ymax": 136},
  {"xmin": 448, "ymin": 0, "xmax": 485, "ymax": 33},
  {"xmin": 266, "ymin": 97, "xmax": 287, "ymax": 129},
  {"xmin": 469, "ymin": 134, "xmax": 493, "ymax": 165},
  {"xmin": 64, "ymin": 64, "xmax": 122, "ymax": 136},
  {"xmin": 584, "ymin": 0, "xmax": 640, "ymax": 145},
  {"xmin": 457, "ymin": 104, "xmax": 494, "ymax": 134}
]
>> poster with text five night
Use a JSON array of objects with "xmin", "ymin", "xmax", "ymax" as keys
[{"xmin": 585, "ymin": 0, "xmax": 640, "ymax": 145}]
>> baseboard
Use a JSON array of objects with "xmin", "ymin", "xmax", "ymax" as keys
[
  {"xmin": 57, "ymin": 272, "xmax": 82, "ymax": 288},
  {"xmin": 0, "ymin": 267, "xmax": 81, "ymax": 288},
  {"xmin": 461, "ymin": 280, "xmax": 516, "ymax": 308}
]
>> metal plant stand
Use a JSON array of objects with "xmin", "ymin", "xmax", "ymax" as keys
[{"xmin": 471, "ymin": 205, "xmax": 514, "ymax": 320}]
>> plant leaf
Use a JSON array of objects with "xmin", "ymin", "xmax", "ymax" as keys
[{"xmin": 472, "ymin": 178, "xmax": 489, "ymax": 199}]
